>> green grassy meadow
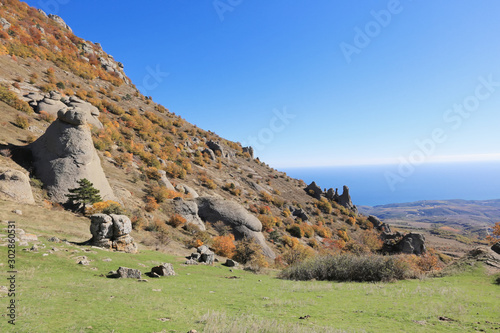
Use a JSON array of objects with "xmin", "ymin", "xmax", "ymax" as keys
[
  {"xmin": 0, "ymin": 203, "xmax": 498, "ymax": 333},
  {"xmin": 0, "ymin": 236, "xmax": 499, "ymax": 332}
]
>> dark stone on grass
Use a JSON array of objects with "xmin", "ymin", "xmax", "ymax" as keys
[
  {"xmin": 200, "ymin": 252, "xmax": 215, "ymax": 265},
  {"xmin": 224, "ymin": 259, "xmax": 239, "ymax": 267},
  {"xmin": 116, "ymin": 267, "xmax": 141, "ymax": 279},
  {"xmin": 150, "ymin": 263, "xmax": 176, "ymax": 277}
]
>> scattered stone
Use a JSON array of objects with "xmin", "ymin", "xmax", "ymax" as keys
[
  {"xmin": 137, "ymin": 279, "xmax": 148, "ymax": 283},
  {"xmin": 149, "ymin": 263, "xmax": 176, "ymax": 277},
  {"xmin": 152, "ymin": 289, "xmax": 161, "ymax": 292},
  {"xmin": 12, "ymin": 209, "xmax": 22, "ymax": 215},
  {"xmin": 299, "ymin": 315, "xmax": 311, "ymax": 320},
  {"xmin": 102, "ymin": 258, "xmax": 112, "ymax": 262},
  {"xmin": 184, "ymin": 259, "xmax": 198, "ymax": 265},
  {"xmin": 30, "ymin": 244, "xmax": 38, "ymax": 252},
  {"xmin": 20, "ymin": 234, "xmax": 38, "ymax": 242},
  {"xmin": 47, "ymin": 236, "xmax": 61, "ymax": 243},
  {"xmin": 78, "ymin": 259, "xmax": 90, "ymax": 265},
  {"xmin": 116, "ymin": 267, "xmax": 141, "ymax": 279},
  {"xmin": 224, "ymin": 259, "xmax": 239, "ymax": 267}
]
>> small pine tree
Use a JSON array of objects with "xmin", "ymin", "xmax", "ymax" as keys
[{"xmin": 66, "ymin": 178, "xmax": 102, "ymax": 215}]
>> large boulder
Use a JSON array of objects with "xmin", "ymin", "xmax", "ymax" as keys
[
  {"xmin": 0, "ymin": 168, "xmax": 35, "ymax": 204},
  {"xmin": 150, "ymin": 263, "xmax": 176, "ymax": 277},
  {"xmin": 368, "ymin": 215, "xmax": 391, "ymax": 233},
  {"xmin": 30, "ymin": 109, "xmax": 116, "ymax": 203},
  {"xmin": 90, "ymin": 214, "xmax": 137, "ymax": 253},
  {"xmin": 36, "ymin": 97, "xmax": 67, "ymax": 118},
  {"xmin": 196, "ymin": 196, "xmax": 275, "ymax": 259},
  {"xmin": 398, "ymin": 233, "xmax": 426, "ymax": 255},
  {"xmin": 172, "ymin": 198, "xmax": 205, "ymax": 231},
  {"xmin": 117, "ymin": 267, "xmax": 141, "ymax": 279}
]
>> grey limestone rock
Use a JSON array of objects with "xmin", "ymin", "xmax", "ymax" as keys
[
  {"xmin": 0, "ymin": 168, "xmax": 35, "ymax": 204},
  {"xmin": 195, "ymin": 196, "xmax": 275, "ymax": 259},
  {"xmin": 30, "ymin": 109, "xmax": 116, "ymax": 203}
]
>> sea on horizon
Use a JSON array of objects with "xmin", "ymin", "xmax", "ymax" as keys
[{"xmin": 282, "ymin": 161, "xmax": 500, "ymax": 207}]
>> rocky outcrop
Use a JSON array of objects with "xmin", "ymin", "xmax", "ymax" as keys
[
  {"xmin": 107, "ymin": 267, "xmax": 142, "ymax": 279},
  {"xmin": 26, "ymin": 91, "xmax": 102, "ymax": 129},
  {"xmin": 30, "ymin": 108, "xmax": 115, "ymax": 203},
  {"xmin": 382, "ymin": 231, "xmax": 426, "ymax": 255},
  {"xmin": 242, "ymin": 146, "xmax": 254, "ymax": 158},
  {"xmin": 175, "ymin": 184, "xmax": 199, "ymax": 199},
  {"xmin": 338, "ymin": 185, "xmax": 357, "ymax": 214},
  {"xmin": 48, "ymin": 14, "xmax": 71, "ymax": 31},
  {"xmin": 305, "ymin": 181, "xmax": 322, "ymax": 199},
  {"xmin": 367, "ymin": 215, "xmax": 391, "ymax": 233},
  {"xmin": 172, "ymin": 197, "xmax": 205, "ymax": 231},
  {"xmin": 90, "ymin": 214, "xmax": 137, "ymax": 253},
  {"xmin": 195, "ymin": 196, "xmax": 275, "ymax": 259},
  {"xmin": 0, "ymin": 17, "xmax": 11, "ymax": 30},
  {"xmin": 0, "ymin": 168, "xmax": 35, "ymax": 204}
]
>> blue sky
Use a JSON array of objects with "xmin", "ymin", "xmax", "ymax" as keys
[{"xmin": 24, "ymin": 0, "xmax": 500, "ymax": 168}]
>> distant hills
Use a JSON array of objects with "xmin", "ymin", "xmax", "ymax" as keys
[{"xmin": 359, "ymin": 199, "xmax": 500, "ymax": 237}]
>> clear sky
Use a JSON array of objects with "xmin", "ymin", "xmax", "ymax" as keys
[{"xmin": 23, "ymin": 0, "xmax": 500, "ymax": 168}]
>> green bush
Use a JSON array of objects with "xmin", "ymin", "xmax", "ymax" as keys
[{"xmin": 279, "ymin": 254, "xmax": 416, "ymax": 282}]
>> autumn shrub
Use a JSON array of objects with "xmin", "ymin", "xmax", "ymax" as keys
[
  {"xmin": 282, "ymin": 208, "xmax": 291, "ymax": 218},
  {"xmin": 260, "ymin": 191, "xmax": 273, "ymax": 203},
  {"xmin": 212, "ymin": 234, "xmax": 236, "ymax": 258},
  {"xmin": 165, "ymin": 162, "xmax": 186, "ymax": 179},
  {"xmin": 258, "ymin": 214, "xmax": 277, "ymax": 232},
  {"xmin": 287, "ymin": 224, "xmax": 304, "ymax": 238},
  {"xmin": 316, "ymin": 198, "xmax": 333, "ymax": 214},
  {"xmin": 148, "ymin": 185, "xmax": 182, "ymax": 203},
  {"xmin": 145, "ymin": 196, "xmax": 159, "ymax": 212},
  {"xmin": 86, "ymin": 200, "xmax": 124, "ymax": 215},
  {"xmin": 279, "ymin": 254, "xmax": 416, "ymax": 282},
  {"xmin": 213, "ymin": 221, "xmax": 231, "ymax": 236},
  {"xmin": 39, "ymin": 110, "xmax": 56, "ymax": 122},
  {"xmin": 313, "ymin": 224, "xmax": 332, "ymax": 238},
  {"xmin": 144, "ymin": 166, "xmax": 161, "ymax": 181},
  {"xmin": 0, "ymin": 85, "xmax": 32, "ymax": 113},
  {"xmin": 199, "ymin": 174, "xmax": 217, "ymax": 189},
  {"xmin": 167, "ymin": 214, "xmax": 187, "ymax": 228},
  {"xmin": 14, "ymin": 114, "xmax": 29, "ymax": 129},
  {"xmin": 278, "ymin": 243, "xmax": 315, "ymax": 266},
  {"xmin": 233, "ymin": 237, "xmax": 268, "ymax": 271}
]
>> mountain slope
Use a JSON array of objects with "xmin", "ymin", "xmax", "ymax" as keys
[{"xmin": 0, "ymin": 0, "xmax": 387, "ymax": 264}]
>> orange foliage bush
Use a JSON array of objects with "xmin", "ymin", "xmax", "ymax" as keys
[
  {"xmin": 212, "ymin": 234, "xmax": 236, "ymax": 258},
  {"xmin": 167, "ymin": 214, "xmax": 187, "ymax": 228},
  {"xmin": 145, "ymin": 196, "xmax": 159, "ymax": 212}
]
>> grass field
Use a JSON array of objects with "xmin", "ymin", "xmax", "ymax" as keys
[{"xmin": 0, "ymin": 203, "xmax": 499, "ymax": 332}]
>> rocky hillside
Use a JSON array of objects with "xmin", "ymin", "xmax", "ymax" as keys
[{"xmin": 0, "ymin": 0, "xmax": 431, "ymax": 266}]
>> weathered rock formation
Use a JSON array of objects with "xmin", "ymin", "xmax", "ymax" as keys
[
  {"xmin": 172, "ymin": 197, "xmax": 205, "ymax": 231},
  {"xmin": 186, "ymin": 245, "xmax": 215, "ymax": 264},
  {"xmin": 30, "ymin": 108, "xmax": 115, "ymax": 203},
  {"xmin": 0, "ymin": 168, "xmax": 35, "ymax": 204},
  {"xmin": 305, "ymin": 181, "xmax": 322, "ymax": 200},
  {"xmin": 25, "ymin": 91, "xmax": 102, "ymax": 129},
  {"xmin": 367, "ymin": 215, "xmax": 391, "ymax": 233},
  {"xmin": 382, "ymin": 231, "xmax": 426, "ymax": 255},
  {"xmin": 305, "ymin": 182, "xmax": 358, "ymax": 214},
  {"xmin": 48, "ymin": 14, "xmax": 72, "ymax": 31},
  {"xmin": 89, "ymin": 214, "xmax": 137, "ymax": 253},
  {"xmin": 195, "ymin": 196, "xmax": 275, "ymax": 259}
]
